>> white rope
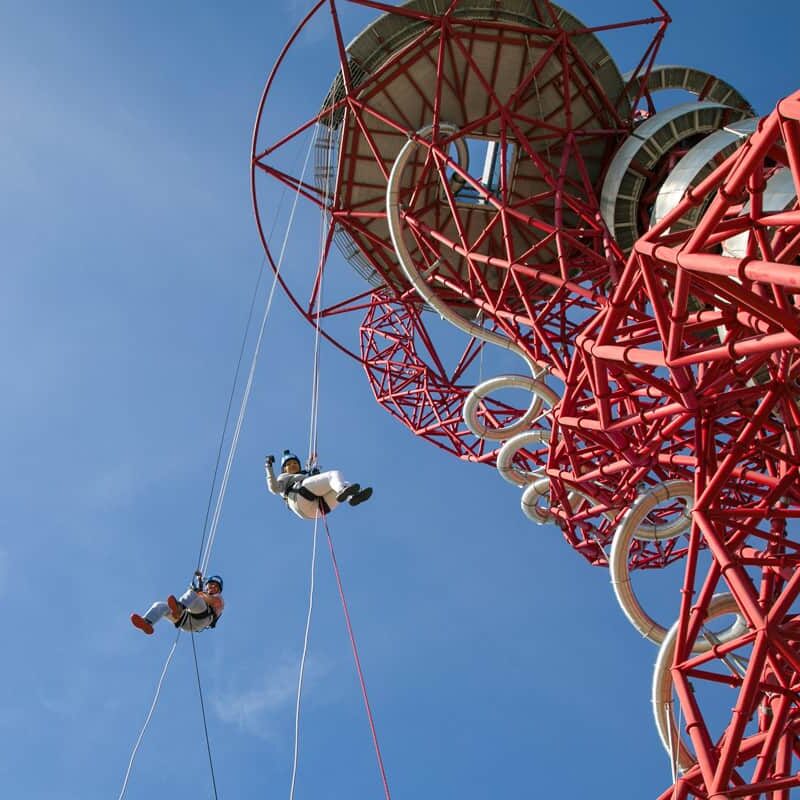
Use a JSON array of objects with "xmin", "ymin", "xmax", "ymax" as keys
[
  {"xmin": 199, "ymin": 263, "xmax": 279, "ymax": 574},
  {"xmin": 119, "ymin": 104, "xmax": 321, "ymax": 800},
  {"xmin": 306, "ymin": 120, "xmax": 333, "ymax": 468},
  {"xmin": 117, "ymin": 631, "xmax": 181, "ymax": 800},
  {"xmin": 199, "ymin": 127, "xmax": 317, "ymax": 575},
  {"xmin": 289, "ymin": 518, "xmax": 319, "ymax": 800},
  {"xmin": 671, "ymin": 691, "xmax": 684, "ymax": 796},
  {"xmin": 306, "ymin": 255, "xmax": 325, "ymax": 467},
  {"xmin": 292, "ymin": 122, "xmax": 329, "ymax": 799}
]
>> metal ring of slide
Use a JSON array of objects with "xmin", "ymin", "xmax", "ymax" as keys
[
  {"xmin": 610, "ymin": 481, "xmax": 694, "ymax": 644},
  {"xmin": 521, "ymin": 475, "xmax": 557, "ymax": 524},
  {"xmin": 496, "ymin": 429, "xmax": 553, "ymax": 486},
  {"xmin": 652, "ymin": 593, "xmax": 749, "ymax": 772},
  {"xmin": 463, "ymin": 375, "xmax": 559, "ymax": 441}
]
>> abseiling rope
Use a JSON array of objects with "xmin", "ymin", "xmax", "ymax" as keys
[
  {"xmin": 196, "ymin": 255, "xmax": 265, "ymax": 571},
  {"xmin": 306, "ymin": 115, "xmax": 332, "ymax": 469},
  {"xmin": 307, "ymin": 121, "xmax": 390, "ymax": 794},
  {"xmin": 197, "ymin": 129, "xmax": 313, "ymax": 568},
  {"xmin": 117, "ymin": 631, "xmax": 181, "ymax": 800},
  {"xmin": 288, "ymin": 518, "xmax": 319, "ymax": 800},
  {"xmin": 199, "ymin": 259, "xmax": 279, "ymax": 575},
  {"xmin": 290, "ymin": 122, "xmax": 329, "ymax": 797},
  {"xmin": 118, "ymin": 125, "xmax": 318, "ymax": 799},
  {"xmin": 322, "ymin": 513, "xmax": 393, "ymax": 800},
  {"xmin": 199, "ymin": 125, "xmax": 317, "ymax": 575},
  {"xmin": 307, "ymin": 321, "xmax": 322, "ymax": 469},
  {"xmin": 284, "ymin": 116, "xmax": 391, "ymax": 800},
  {"xmin": 191, "ymin": 631, "xmax": 219, "ymax": 800}
]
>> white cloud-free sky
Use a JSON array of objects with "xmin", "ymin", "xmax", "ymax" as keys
[{"xmin": 2, "ymin": 1, "xmax": 798, "ymax": 798}]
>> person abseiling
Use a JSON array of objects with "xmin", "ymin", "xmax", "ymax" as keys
[
  {"xmin": 265, "ymin": 450, "xmax": 372, "ymax": 520},
  {"xmin": 130, "ymin": 572, "xmax": 225, "ymax": 635}
]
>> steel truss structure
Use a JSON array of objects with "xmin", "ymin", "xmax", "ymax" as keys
[{"xmin": 252, "ymin": 1, "xmax": 800, "ymax": 797}]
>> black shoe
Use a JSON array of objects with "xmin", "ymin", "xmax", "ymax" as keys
[
  {"xmin": 349, "ymin": 487, "xmax": 373, "ymax": 506},
  {"xmin": 336, "ymin": 483, "xmax": 361, "ymax": 503}
]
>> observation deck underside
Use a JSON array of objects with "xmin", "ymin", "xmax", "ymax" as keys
[{"xmin": 317, "ymin": 0, "xmax": 629, "ymax": 312}]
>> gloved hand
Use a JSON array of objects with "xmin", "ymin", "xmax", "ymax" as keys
[{"xmin": 265, "ymin": 454, "xmax": 275, "ymax": 468}]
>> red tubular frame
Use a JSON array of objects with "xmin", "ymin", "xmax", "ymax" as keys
[
  {"xmin": 251, "ymin": 0, "xmax": 675, "ymax": 566},
  {"xmin": 575, "ymin": 91, "xmax": 800, "ymax": 798},
  {"xmin": 252, "ymin": 3, "xmax": 800, "ymax": 797}
]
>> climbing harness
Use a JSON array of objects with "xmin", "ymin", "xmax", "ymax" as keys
[
  {"xmin": 286, "ymin": 480, "xmax": 332, "ymax": 514},
  {"xmin": 174, "ymin": 604, "xmax": 220, "ymax": 632},
  {"xmin": 171, "ymin": 574, "xmax": 223, "ymax": 631}
]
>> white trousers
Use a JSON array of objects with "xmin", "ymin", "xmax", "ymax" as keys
[
  {"xmin": 288, "ymin": 470, "xmax": 348, "ymax": 520},
  {"xmin": 143, "ymin": 588, "xmax": 214, "ymax": 633}
]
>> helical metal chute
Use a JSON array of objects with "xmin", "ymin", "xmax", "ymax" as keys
[
  {"xmin": 601, "ymin": 100, "xmax": 753, "ymax": 252},
  {"xmin": 387, "ymin": 123, "xmax": 566, "ymax": 524},
  {"xmin": 651, "ymin": 593, "xmax": 750, "ymax": 773},
  {"xmin": 496, "ymin": 429, "xmax": 554, "ymax": 487},
  {"xmin": 386, "ymin": 125, "xmax": 617, "ymax": 531},
  {"xmin": 386, "ymin": 123, "xmax": 545, "ymax": 377},
  {"xmin": 256, "ymin": 6, "xmax": 800, "ymax": 795},
  {"xmin": 521, "ymin": 478, "xmax": 616, "ymax": 528},
  {"xmin": 623, "ymin": 65, "xmax": 754, "ymax": 115},
  {"xmin": 606, "ymin": 63, "xmax": 761, "ymax": 769},
  {"xmin": 521, "ymin": 473, "xmax": 560, "ymax": 525},
  {"xmin": 495, "ymin": 428, "xmax": 562, "ymax": 525},
  {"xmin": 473, "ymin": 381, "xmax": 569, "ymax": 525},
  {"xmin": 651, "ymin": 118, "xmax": 760, "ymax": 231},
  {"xmin": 464, "ymin": 376, "xmax": 559, "ymax": 442},
  {"xmin": 622, "ymin": 481, "xmax": 694, "ymax": 543},
  {"xmin": 495, "ymin": 428, "xmax": 612, "ymax": 527},
  {"xmin": 497, "ymin": 429, "xmax": 583, "ymax": 526},
  {"xmin": 609, "ymin": 481, "xmax": 695, "ymax": 645},
  {"xmin": 722, "ymin": 167, "xmax": 797, "ymax": 257},
  {"xmin": 610, "ymin": 481, "xmax": 747, "ymax": 657}
]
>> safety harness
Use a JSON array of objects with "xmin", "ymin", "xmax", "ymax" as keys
[
  {"xmin": 283, "ymin": 472, "xmax": 331, "ymax": 515},
  {"xmin": 174, "ymin": 603, "xmax": 219, "ymax": 631},
  {"xmin": 173, "ymin": 577, "xmax": 221, "ymax": 631}
]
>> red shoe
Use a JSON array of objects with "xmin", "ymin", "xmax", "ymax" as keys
[
  {"xmin": 167, "ymin": 595, "xmax": 184, "ymax": 619},
  {"xmin": 131, "ymin": 614, "xmax": 154, "ymax": 635}
]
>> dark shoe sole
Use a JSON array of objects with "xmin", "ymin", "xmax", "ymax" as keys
[
  {"xmin": 349, "ymin": 487, "xmax": 373, "ymax": 506},
  {"xmin": 336, "ymin": 483, "xmax": 361, "ymax": 503}
]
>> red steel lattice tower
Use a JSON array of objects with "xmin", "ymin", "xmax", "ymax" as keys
[{"xmin": 251, "ymin": 2, "xmax": 800, "ymax": 797}]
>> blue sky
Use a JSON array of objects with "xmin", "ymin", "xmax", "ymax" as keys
[{"xmin": 2, "ymin": 1, "xmax": 799, "ymax": 798}]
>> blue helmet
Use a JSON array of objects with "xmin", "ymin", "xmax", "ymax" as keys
[
  {"xmin": 281, "ymin": 450, "xmax": 301, "ymax": 470},
  {"xmin": 205, "ymin": 575, "xmax": 223, "ymax": 591}
]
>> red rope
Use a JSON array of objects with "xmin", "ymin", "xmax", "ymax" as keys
[{"xmin": 321, "ymin": 512, "xmax": 392, "ymax": 800}]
